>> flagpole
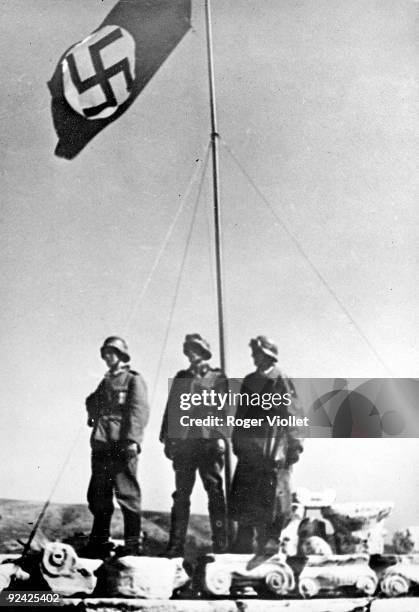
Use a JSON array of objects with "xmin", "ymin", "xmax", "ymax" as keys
[
  {"xmin": 204, "ymin": 0, "xmax": 233, "ymax": 548},
  {"xmin": 205, "ymin": 0, "xmax": 226, "ymax": 373}
]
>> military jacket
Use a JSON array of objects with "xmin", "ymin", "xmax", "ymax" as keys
[
  {"xmin": 160, "ymin": 363, "xmax": 228, "ymax": 444},
  {"xmin": 86, "ymin": 366, "xmax": 149, "ymax": 450},
  {"xmin": 232, "ymin": 365, "xmax": 303, "ymax": 467}
]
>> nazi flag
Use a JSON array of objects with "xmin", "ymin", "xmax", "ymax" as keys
[{"xmin": 48, "ymin": 0, "xmax": 191, "ymax": 159}]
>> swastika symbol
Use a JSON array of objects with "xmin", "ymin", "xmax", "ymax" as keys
[{"xmin": 66, "ymin": 28, "xmax": 134, "ymax": 118}]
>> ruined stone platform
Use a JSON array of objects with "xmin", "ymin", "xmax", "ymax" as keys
[{"xmin": 60, "ymin": 597, "xmax": 419, "ymax": 612}]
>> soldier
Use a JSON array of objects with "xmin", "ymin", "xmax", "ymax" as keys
[
  {"xmin": 84, "ymin": 337, "xmax": 149, "ymax": 558},
  {"xmin": 231, "ymin": 335, "xmax": 304, "ymax": 556},
  {"xmin": 160, "ymin": 334, "xmax": 228, "ymax": 557}
]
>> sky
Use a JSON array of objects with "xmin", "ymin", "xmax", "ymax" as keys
[{"xmin": 0, "ymin": 0, "xmax": 418, "ymax": 533}]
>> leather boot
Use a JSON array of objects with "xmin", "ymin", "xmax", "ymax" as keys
[
  {"xmin": 90, "ymin": 513, "xmax": 112, "ymax": 543},
  {"xmin": 82, "ymin": 514, "xmax": 114, "ymax": 559},
  {"xmin": 210, "ymin": 514, "xmax": 228, "ymax": 554},
  {"xmin": 120, "ymin": 510, "xmax": 143, "ymax": 554},
  {"xmin": 115, "ymin": 535, "xmax": 144, "ymax": 557},
  {"xmin": 231, "ymin": 523, "xmax": 254, "ymax": 554},
  {"xmin": 79, "ymin": 540, "xmax": 114, "ymax": 560},
  {"xmin": 255, "ymin": 524, "xmax": 280, "ymax": 557},
  {"xmin": 165, "ymin": 507, "xmax": 189, "ymax": 558}
]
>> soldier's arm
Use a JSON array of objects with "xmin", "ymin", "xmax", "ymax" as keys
[
  {"xmin": 159, "ymin": 370, "xmax": 185, "ymax": 444},
  {"xmin": 159, "ymin": 371, "xmax": 185, "ymax": 458},
  {"xmin": 122, "ymin": 373, "xmax": 150, "ymax": 447},
  {"xmin": 85, "ymin": 383, "xmax": 102, "ymax": 427},
  {"xmin": 160, "ymin": 392, "xmax": 176, "ymax": 459},
  {"xmin": 159, "ymin": 402, "xmax": 169, "ymax": 444},
  {"xmin": 283, "ymin": 377, "xmax": 304, "ymax": 466},
  {"xmin": 159, "ymin": 375, "xmax": 177, "ymax": 444}
]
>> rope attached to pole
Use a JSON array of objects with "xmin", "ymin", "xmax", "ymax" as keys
[
  {"xmin": 150, "ymin": 142, "xmax": 211, "ymax": 405},
  {"xmin": 22, "ymin": 425, "xmax": 84, "ymax": 557},
  {"xmin": 221, "ymin": 138, "xmax": 393, "ymax": 377},
  {"xmin": 123, "ymin": 148, "xmax": 212, "ymax": 335}
]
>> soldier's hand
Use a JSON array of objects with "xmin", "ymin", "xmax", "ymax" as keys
[
  {"xmin": 164, "ymin": 440, "xmax": 177, "ymax": 460},
  {"xmin": 264, "ymin": 457, "xmax": 284, "ymax": 473},
  {"xmin": 286, "ymin": 449, "xmax": 301, "ymax": 466},
  {"xmin": 213, "ymin": 438, "xmax": 226, "ymax": 456},
  {"xmin": 121, "ymin": 442, "xmax": 139, "ymax": 460}
]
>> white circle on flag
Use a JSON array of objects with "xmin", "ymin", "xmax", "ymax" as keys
[{"xmin": 62, "ymin": 25, "xmax": 136, "ymax": 120}]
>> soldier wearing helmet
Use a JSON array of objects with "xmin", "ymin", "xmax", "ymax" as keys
[
  {"xmin": 230, "ymin": 335, "xmax": 304, "ymax": 555},
  {"xmin": 160, "ymin": 334, "xmax": 228, "ymax": 557},
  {"xmin": 83, "ymin": 336, "xmax": 149, "ymax": 558}
]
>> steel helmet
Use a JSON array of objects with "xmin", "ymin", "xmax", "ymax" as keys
[
  {"xmin": 183, "ymin": 333, "xmax": 212, "ymax": 360},
  {"xmin": 249, "ymin": 335, "xmax": 278, "ymax": 362},
  {"xmin": 100, "ymin": 336, "xmax": 130, "ymax": 362}
]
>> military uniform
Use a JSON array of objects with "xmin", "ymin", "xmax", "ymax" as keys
[
  {"xmin": 86, "ymin": 338, "xmax": 149, "ymax": 555},
  {"xmin": 231, "ymin": 337, "xmax": 303, "ymax": 555},
  {"xmin": 160, "ymin": 334, "xmax": 228, "ymax": 556}
]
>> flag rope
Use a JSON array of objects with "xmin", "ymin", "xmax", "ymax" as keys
[
  {"xmin": 123, "ymin": 145, "xmax": 211, "ymax": 335},
  {"xmin": 22, "ymin": 424, "xmax": 84, "ymax": 557},
  {"xmin": 150, "ymin": 142, "xmax": 211, "ymax": 405},
  {"xmin": 221, "ymin": 138, "xmax": 393, "ymax": 377}
]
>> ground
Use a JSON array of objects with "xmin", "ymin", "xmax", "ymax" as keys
[{"xmin": 0, "ymin": 498, "xmax": 211, "ymax": 558}]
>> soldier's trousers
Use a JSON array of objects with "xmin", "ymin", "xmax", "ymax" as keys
[
  {"xmin": 171, "ymin": 439, "xmax": 227, "ymax": 550},
  {"xmin": 87, "ymin": 449, "xmax": 141, "ymax": 544}
]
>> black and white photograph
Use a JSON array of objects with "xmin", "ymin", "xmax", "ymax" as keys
[{"xmin": 0, "ymin": 1, "xmax": 418, "ymax": 610}]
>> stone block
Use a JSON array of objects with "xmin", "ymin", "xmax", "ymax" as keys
[
  {"xmin": 95, "ymin": 556, "xmax": 189, "ymax": 599},
  {"xmin": 40, "ymin": 542, "xmax": 102, "ymax": 596}
]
